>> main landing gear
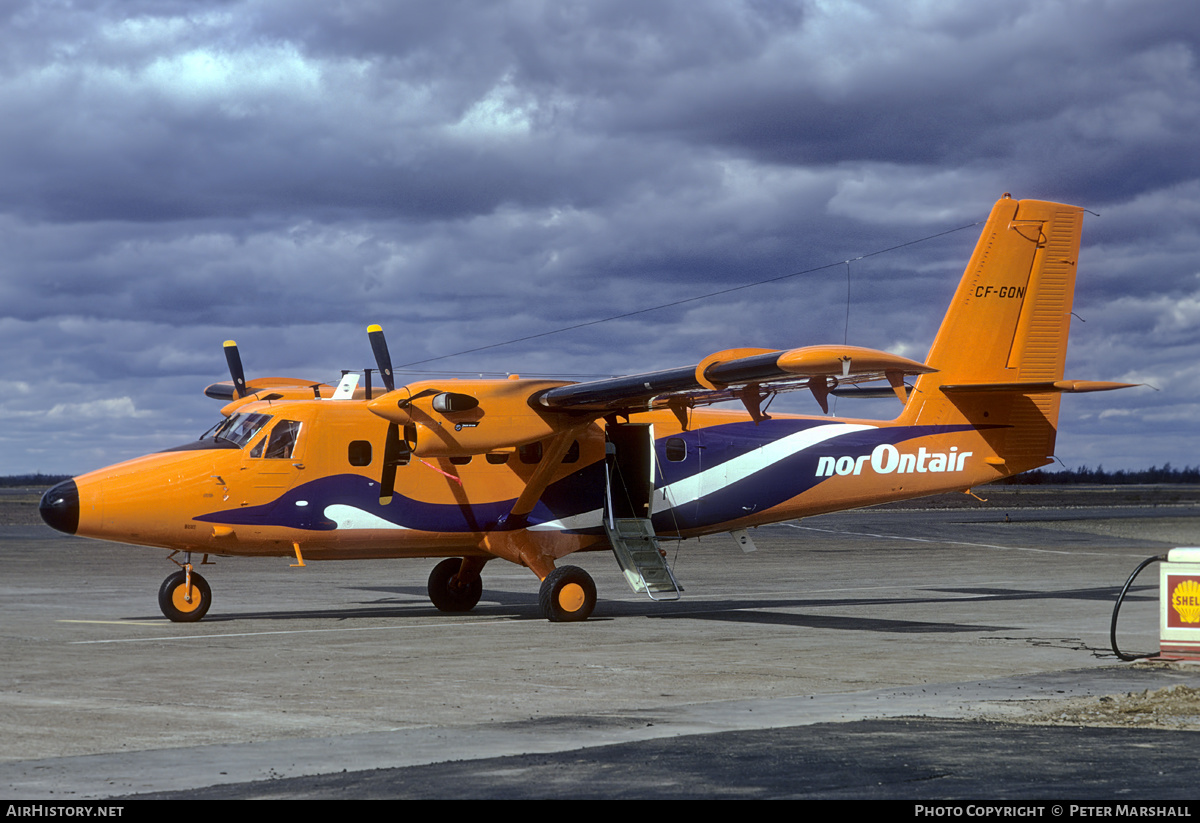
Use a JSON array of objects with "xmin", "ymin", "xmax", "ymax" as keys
[
  {"xmin": 426, "ymin": 558, "xmax": 597, "ymax": 622},
  {"xmin": 539, "ymin": 566, "xmax": 596, "ymax": 622},
  {"xmin": 158, "ymin": 559, "xmax": 212, "ymax": 623},
  {"xmin": 427, "ymin": 558, "xmax": 484, "ymax": 612}
]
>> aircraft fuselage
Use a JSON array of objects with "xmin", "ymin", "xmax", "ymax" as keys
[{"xmin": 43, "ymin": 395, "xmax": 1012, "ymax": 562}]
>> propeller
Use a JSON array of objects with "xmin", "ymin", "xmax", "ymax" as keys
[
  {"xmin": 368, "ymin": 324, "xmax": 410, "ymax": 504},
  {"xmin": 366, "ymin": 326, "xmax": 475, "ymax": 503},
  {"xmin": 223, "ymin": 340, "xmax": 247, "ymax": 399},
  {"xmin": 379, "ymin": 424, "xmax": 401, "ymax": 505},
  {"xmin": 367, "ymin": 324, "xmax": 395, "ymax": 393},
  {"xmin": 378, "ymin": 421, "xmax": 418, "ymax": 505}
]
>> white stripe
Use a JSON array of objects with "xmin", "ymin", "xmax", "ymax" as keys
[
  {"xmin": 538, "ymin": 423, "xmax": 876, "ymax": 529},
  {"xmin": 530, "ymin": 509, "xmax": 604, "ymax": 531},
  {"xmin": 652, "ymin": 423, "xmax": 876, "ymax": 513},
  {"xmin": 324, "ymin": 504, "xmax": 410, "ymax": 530}
]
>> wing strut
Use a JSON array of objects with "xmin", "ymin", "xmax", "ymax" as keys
[{"xmin": 501, "ymin": 425, "xmax": 591, "ymax": 527}]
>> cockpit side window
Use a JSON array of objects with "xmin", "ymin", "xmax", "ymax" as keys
[{"xmin": 259, "ymin": 420, "xmax": 301, "ymax": 459}]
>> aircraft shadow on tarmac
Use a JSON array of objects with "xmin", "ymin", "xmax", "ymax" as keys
[{"xmin": 108, "ymin": 582, "xmax": 1153, "ymax": 633}]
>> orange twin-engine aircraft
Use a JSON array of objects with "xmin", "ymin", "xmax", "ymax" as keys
[{"xmin": 40, "ymin": 195, "xmax": 1134, "ymax": 623}]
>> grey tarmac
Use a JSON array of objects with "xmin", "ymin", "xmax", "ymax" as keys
[{"xmin": 2, "ymin": 487, "xmax": 1199, "ymax": 799}]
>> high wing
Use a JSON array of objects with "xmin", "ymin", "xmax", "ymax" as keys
[
  {"xmin": 364, "ymin": 342, "xmax": 934, "ymax": 458},
  {"xmin": 532, "ymin": 344, "xmax": 935, "ymax": 421},
  {"xmin": 362, "ymin": 335, "xmax": 934, "ymax": 508},
  {"xmin": 204, "ymin": 376, "xmax": 333, "ymax": 402}
]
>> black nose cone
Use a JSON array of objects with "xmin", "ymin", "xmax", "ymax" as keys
[{"xmin": 40, "ymin": 480, "xmax": 79, "ymax": 535}]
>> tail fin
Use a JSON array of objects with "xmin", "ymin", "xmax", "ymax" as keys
[{"xmin": 900, "ymin": 195, "xmax": 1086, "ymax": 472}]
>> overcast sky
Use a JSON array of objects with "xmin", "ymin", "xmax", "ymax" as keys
[{"xmin": 2, "ymin": 0, "xmax": 1197, "ymax": 476}]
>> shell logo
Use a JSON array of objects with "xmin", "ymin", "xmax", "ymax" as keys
[{"xmin": 1171, "ymin": 578, "xmax": 1200, "ymax": 624}]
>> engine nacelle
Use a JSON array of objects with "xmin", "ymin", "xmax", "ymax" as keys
[{"xmin": 366, "ymin": 378, "xmax": 581, "ymax": 457}]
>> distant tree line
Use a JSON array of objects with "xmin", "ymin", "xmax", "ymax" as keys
[
  {"xmin": 0, "ymin": 473, "xmax": 72, "ymax": 488},
  {"xmin": 1001, "ymin": 464, "xmax": 1200, "ymax": 485}
]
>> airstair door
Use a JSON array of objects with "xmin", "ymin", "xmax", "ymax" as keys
[
  {"xmin": 605, "ymin": 423, "xmax": 654, "ymax": 520},
  {"xmin": 604, "ymin": 423, "xmax": 681, "ymax": 600}
]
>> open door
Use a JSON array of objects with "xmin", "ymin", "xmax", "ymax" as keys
[
  {"xmin": 605, "ymin": 423, "xmax": 654, "ymax": 520},
  {"xmin": 604, "ymin": 422, "xmax": 681, "ymax": 600}
]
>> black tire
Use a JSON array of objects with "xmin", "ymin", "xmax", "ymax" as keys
[
  {"xmin": 158, "ymin": 570, "xmax": 212, "ymax": 623},
  {"xmin": 427, "ymin": 558, "xmax": 483, "ymax": 612},
  {"xmin": 538, "ymin": 566, "xmax": 596, "ymax": 622}
]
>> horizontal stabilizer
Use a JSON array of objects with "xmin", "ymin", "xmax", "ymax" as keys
[
  {"xmin": 832, "ymin": 385, "xmax": 912, "ymax": 399},
  {"xmin": 941, "ymin": 379, "xmax": 1138, "ymax": 394}
]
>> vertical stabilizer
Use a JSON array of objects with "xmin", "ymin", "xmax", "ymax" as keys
[{"xmin": 900, "ymin": 195, "xmax": 1085, "ymax": 471}]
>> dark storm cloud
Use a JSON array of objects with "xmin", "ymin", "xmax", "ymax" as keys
[
  {"xmin": 6, "ymin": 1, "xmax": 1199, "ymax": 223},
  {"xmin": 2, "ymin": 0, "xmax": 1198, "ymax": 474}
]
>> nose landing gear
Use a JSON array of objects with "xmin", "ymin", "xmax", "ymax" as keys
[{"xmin": 158, "ymin": 553, "xmax": 212, "ymax": 622}]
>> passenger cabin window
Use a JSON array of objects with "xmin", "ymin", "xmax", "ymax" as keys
[
  {"xmin": 348, "ymin": 440, "xmax": 372, "ymax": 467},
  {"xmin": 518, "ymin": 442, "xmax": 543, "ymax": 464},
  {"xmin": 486, "ymin": 453, "xmax": 510, "ymax": 465},
  {"xmin": 250, "ymin": 420, "xmax": 301, "ymax": 459},
  {"xmin": 665, "ymin": 437, "xmax": 687, "ymax": 462},
  {"xmin": 449, "ymin": 455, "xmax": 472, "ymax": 465},
  {"xmin": 562, "ymin": 440, "xmax": 580, "ymax": 463}
]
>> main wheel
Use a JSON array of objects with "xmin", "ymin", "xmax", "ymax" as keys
[
  {"xmin": 427, "ymin": 558, "xmax": 483, "ymax": 612},
  {"xmin": 158, "ymin": 570, "xmax": 212, "ymax": 623},
  {"xmin": 539, "ymin": 566, "xmax": 596, "ymax": 622}
]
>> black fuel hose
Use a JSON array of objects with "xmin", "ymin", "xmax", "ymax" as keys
[{"xmin": 1110, "ymin": 554, "xmax": 1166, "ymax": 661}]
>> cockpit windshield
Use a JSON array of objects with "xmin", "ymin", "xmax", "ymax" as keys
[{"xmin": 205, "ymin": 413, "xmax": 273, "ymax": 448}]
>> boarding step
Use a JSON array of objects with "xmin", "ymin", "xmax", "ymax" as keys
[{"xmin": 604, "ymin": 517, "xmax": 682, "ymax": 601}]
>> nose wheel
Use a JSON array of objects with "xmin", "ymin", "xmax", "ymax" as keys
[{"xmin": 158, "ymin": 569, "xmax": 212, "ymax": 622}]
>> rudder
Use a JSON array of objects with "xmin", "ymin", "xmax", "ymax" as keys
[{"xmin": 900, "ymin": 195, "xmax": 1086, "ymax": 471}]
